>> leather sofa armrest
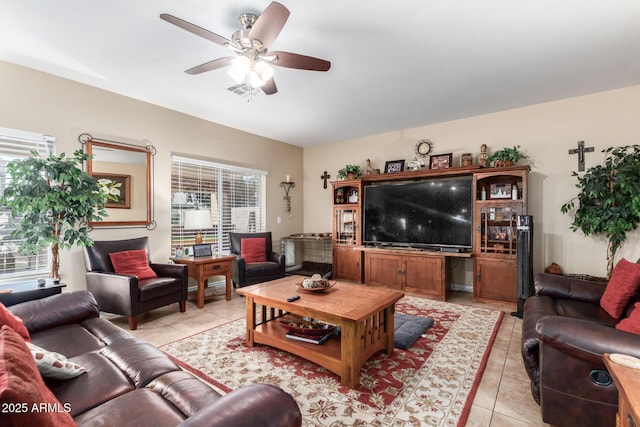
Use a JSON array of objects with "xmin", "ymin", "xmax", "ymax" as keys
[
  {"xmin": 9, "ymin": 290, "xmax": 99, "ymax": 333},
  {"xmin": 179, "ymin": 384, "xmax": 301, "ymax": 427},
  {"xmin": 534, "ymin": 273, "xmax": 606, "ymax": 304},
  {"xmin": 232, "ymin": 255, "xmax": 247, "ymax": 283},
  {"xmin": 85, "ymin": 271, "xmax": 138, "ymax": 315},
  {"xmin": 536, "ymin": 316, "xmax": 640, "ymax": 365},
  {"xmin": 150, "ymin": 262, "xmax": 187, "ymax": 279}
]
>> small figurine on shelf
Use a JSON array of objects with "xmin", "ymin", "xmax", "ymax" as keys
[
  {"xmin": 408, "ymin": 156, "xmax": 425, "ymax": 171},
  {"xmin": 365, "ymin": 159, "xmax": 373, "ymax": 175},
  {"xmin": 479, "ymin": 144, "xmax": 489, "ymax": 167}
]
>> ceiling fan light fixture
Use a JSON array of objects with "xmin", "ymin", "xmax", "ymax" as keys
[
  {"xmin": 249, "ymin": 70, "xmax": 267, "ymax": 88},
  {"xmin": 254, "ymin": 61, "xmax": 274, "ymax": 81}
]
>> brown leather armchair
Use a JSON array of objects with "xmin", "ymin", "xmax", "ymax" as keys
[
  {"xmin": 83, "ymin": 236, "xmax": 188, "ymax": 330},
  {"xmin": 229, "ymin": 232, "xmax": 285, "ymax": 288},
  {"xmin": 522, "ymin": 273, "xmax": 640, "ymax": 427}
]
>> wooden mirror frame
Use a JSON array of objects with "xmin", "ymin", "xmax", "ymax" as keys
[{"xmin": 79, "ymin": 133, "xmax": 156, "ymax": 229}]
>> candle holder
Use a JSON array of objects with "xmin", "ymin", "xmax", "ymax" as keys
[{"xmin": 280, "ymin": 181, "xmax": 295, "ymax": 217}]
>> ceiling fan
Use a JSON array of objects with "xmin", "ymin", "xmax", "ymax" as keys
[{"xmin": 160, "ymin": 2, "xmax": 331, "ymax": 95}]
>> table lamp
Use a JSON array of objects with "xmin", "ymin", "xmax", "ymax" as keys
[{"xmin": 183, "ymin": 209, "xmax": 212, "ymax": 244}]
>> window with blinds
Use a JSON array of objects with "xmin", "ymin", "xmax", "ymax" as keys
[
  {"xmin": 0, "ymin": 127, "xmax": 55, "ymax": 282},
  {"xmin": 171, "ymin": 155, "xmax": 267, "ymax": 255}
]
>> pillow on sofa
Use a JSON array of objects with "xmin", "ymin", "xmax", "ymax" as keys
[
  {"xmin": 600, "ymin": 258, "xmax": 640, "ymax": 319},
  {"xmin": 241, "ymin": 238, "xmax": 267, "ymax": 263},
  {"xmin": 0, "ymin": 303, "xmax": 30, "ymax": 342},
  {"xmin": 616, "ymin": 302, "xmax": 640, "ymax": 334},
  {"xmin": 26, "ymin": 342, "xmax": 86, "ymax": 380},
  {"xmin": 0, "ymin": 326, "xmax": 75, "ymax": 426},
  {"xmin": 109, "ymin": 249, "xmax": 158, "ymax": 280}
]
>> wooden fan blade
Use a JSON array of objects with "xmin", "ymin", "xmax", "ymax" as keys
[
  {"xmin": 160, "ymin": 14, "xmax": 236, "ymax": 49},
  {"xmin": 261, "ymin": 77, "xmax": 278, "ymax": 95},
  {"xmin": 269, "ymin": 51, "xmax": 331, "ymax": 71},
  {"xmin": 185, "ymin": 57, "xmax": 233, "ymax": 75},
  {"xmin": 249, "ymin": 2, "xmax": 290, "ymax": 49}
]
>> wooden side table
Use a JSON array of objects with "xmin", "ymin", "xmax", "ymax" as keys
[
  {"xmin": 604, "ymin": 353, "xmax": 640, "ymax": 427},
  {"xmin": 170, "ymin": 255, "xmax": 236, "ymax": 308}
]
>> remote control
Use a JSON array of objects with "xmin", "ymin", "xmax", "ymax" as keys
[{"xmin": 287, "ymin": 295, "xmax": 300, "ymax": 302}]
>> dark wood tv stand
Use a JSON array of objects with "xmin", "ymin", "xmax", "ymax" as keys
[
  {"xmin": 331, "ymin": 165, "xmax": 529, "ymax": 304},
  {"xmin": 357, "ymin": 246, "xmax": 471, "ymax": 301}
]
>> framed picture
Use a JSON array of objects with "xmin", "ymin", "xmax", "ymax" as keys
[
  {"xmin": 384, "ymin": 159, "xmax": 405, "ymax": 174},
  {"xmin": 192, "ymin": 244, "xmax": 212, "ymax": 258},
  {"xmin": 489, "ymin": 182, "xmax": 513, "ymax": 199},
  {"xmin": 93, "ymin": 173, "xmax": 131, "ymax": 209},
  {"xmin": 429, "ymin": 153, "xmax": 453, "ymax": 170}
]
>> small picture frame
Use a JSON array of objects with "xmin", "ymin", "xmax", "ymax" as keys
[
  {"xmin": 429, "ymin": 153, "xmax": 453, "ymax": 170},
  {"xmin": 384, "ymin": 159, "xmax": 405, "ymax": 174},
  {"xmin": 489, "ymin": 182, "xmax": 513, "ymax": 199},
  {"xmin": 192, "ymin": 244, "xmax": 212, "ymax": 258}
]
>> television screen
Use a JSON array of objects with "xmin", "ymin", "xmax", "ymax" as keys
[{"xmin": 363, "ymin": 176, "xmax": 473, "ymax": 249}]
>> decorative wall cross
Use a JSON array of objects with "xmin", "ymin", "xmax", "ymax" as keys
[
  {"xmin": 568, "ymin": 140, "xmax": 594, "ymax": 172},
  {"xmin": 320, "ymin": 171, "xmax": 331, "ymax": 189}
]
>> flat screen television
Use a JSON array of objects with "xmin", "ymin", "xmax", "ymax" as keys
[{"xmin": 363, "ymin": 176, "xmax": 473, "ymax": 250}]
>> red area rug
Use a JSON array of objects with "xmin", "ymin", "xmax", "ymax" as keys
[{"xmin": 161, "ymin": 296, "xmax": 503, "ymax": 426}]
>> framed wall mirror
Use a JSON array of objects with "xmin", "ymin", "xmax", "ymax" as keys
[{"xmin": 80, "ymin": 133, "xmax": 156, "ymax": 228}]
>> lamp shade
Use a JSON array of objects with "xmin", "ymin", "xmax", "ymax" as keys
[{"xmin": 183, "ymin": 209, "xmax": 212, "ymax": 230}]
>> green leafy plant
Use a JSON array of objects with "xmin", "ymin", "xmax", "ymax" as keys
[
  {"xmin": 561, "ymin": 145, "xmax": 640, "ymax": 277},
  {"xmin": 0, "ymin": 149, "xmax": 108, "ymax": 279},
  {"xmin": 337, "ymin": 164, "xmax": 362, "ymax": 180},
  {"xmin": 488, "ymin": 145, "xmax": 528, "ymax": 167}
]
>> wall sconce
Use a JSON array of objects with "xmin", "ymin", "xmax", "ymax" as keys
[{"xmin": 280, "ymin": 176, "xmax": 295, "ymax": 218}]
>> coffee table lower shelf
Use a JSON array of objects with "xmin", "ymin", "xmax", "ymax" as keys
[{"xmin": 253, "ymin": 316, "xmax": 343, "ymax": 377}]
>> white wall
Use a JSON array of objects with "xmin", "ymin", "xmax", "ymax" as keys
[
  {"xmin": 0, "ymin": 61, "xmax": 303, "ymax": 291},
  {"xmin": 303, "ymin": 85, "xmax": 640, "ymax": 282}
]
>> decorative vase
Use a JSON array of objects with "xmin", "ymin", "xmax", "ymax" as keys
[{"xmin": 346, "ymin": 173, "xmax": 357, "ymax": 180}]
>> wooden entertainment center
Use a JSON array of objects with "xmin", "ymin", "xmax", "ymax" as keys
[{"xmin": 331, "ymin": 165, "xmax": 529, "ymax": 303}]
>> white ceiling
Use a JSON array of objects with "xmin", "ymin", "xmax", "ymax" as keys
[{"xmin": 2, "ymin": 1, "xmax": 640, "ymax": 147}]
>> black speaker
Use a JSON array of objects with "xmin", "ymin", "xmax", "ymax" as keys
[{"xmin": 512, "ymin": 215, "xmax": 533, "ymax": 318}]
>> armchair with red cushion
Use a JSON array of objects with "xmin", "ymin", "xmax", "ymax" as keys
[
  {"xmin": 83, "ymin": 236, "xmax": 188, "ymax": 330},
  {"xmin": 229, "ymin": 232, "xmax": 285, "ymax": 288}
]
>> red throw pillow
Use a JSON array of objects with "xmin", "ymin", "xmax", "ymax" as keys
[
  {"xmin": 600, "ymin": 258, "xmax": 640, "ymax": 319},
  {"xmin": 241, "ymin": 238, "xmax": 267, "ymax": 263},
  {"xmin": 616, "ymin": 302, "xmax": 640, "ymax": 334},
  {"xmin": 109, "ymin": 249, "xmax": 158, "ymax": 280},
  {"xmin": 0, "ymin": 303, "xmax": 30, "ymax": 342},
  {"xmin": 0, "ymin": 326, "xmax": 75, "ymax": 426}
]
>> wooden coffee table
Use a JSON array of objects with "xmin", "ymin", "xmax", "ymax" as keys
[{"xmin": 236, "ymin": 276, "xmax": 404, "ymax": 387}]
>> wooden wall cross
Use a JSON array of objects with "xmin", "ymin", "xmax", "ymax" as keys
[
  {"xmin": 568, "ymin": 140, "xmax": 594, "ymax": 172},
  {"xmin": 320, "ymin": 171, "xmax": 331, "ymax": 189}
]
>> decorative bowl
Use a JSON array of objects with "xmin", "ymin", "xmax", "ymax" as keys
[
  {"xmin": 295, "ymin": 280, "xmax": 336, "ymax": 292},
  {"xmin": 279, "ymin": 319, "xmax": 336, "ymax": 337}
]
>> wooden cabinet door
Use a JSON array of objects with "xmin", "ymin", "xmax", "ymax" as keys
[
  {"xmin": 404, "ymin": 256, "xmax": 448, "ymax": 299},
  {"xmin": 474, "ymin": 257, "xmax": 517, "ymax": 302},
  {"xmin": 364, "ymin": 253, "xmax": 402, "ymax": 289},
  {"xmin": 333, "ymin": 246, "xmax": 362, "ymax": 282}
]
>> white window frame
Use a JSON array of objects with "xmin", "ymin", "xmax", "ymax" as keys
[{"xmin": 171, "ymin": 155, "xmax": 267, "ymax": 255}]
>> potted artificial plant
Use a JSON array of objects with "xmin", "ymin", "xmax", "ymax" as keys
[
  {"xmin": 561, "ymin": 145, "xmax": 640, "ymax": 277},
  {"xmin": 488, "ymin": 145, "xmax": 528, "ymax": 167},
  {"xmin": 0, "ymin": 150, "xmax": 107, "ymax": 279},
  {"xmin": 337, "ymin": 164, "xmax": 362, "ymax": 180}
]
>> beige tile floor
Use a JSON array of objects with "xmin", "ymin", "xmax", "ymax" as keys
[{"xmin": 106, "ymin": 289, "xmax": 551, "ymax": 426}]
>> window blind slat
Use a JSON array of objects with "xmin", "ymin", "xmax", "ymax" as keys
[{"xmin": 171, "ymin": 155, "xmax": 266, "ymax": 255}]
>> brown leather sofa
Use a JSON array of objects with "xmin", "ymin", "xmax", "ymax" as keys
[
  {"xmin": 522, "ymin": 273, "xmax": 640, "ymax": 427},
  {"xmin": 9, "ymin": 291, "xmax": 302, "ymax": 427}
]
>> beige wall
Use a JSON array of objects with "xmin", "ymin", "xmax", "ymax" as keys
[
  {"xmin": 303, "ymin": 85, "xmax": 640, "ymax": 282},
  {"xmin": 0, "ymin": 61, "xmax": 303, "ymax": 291},
  {"xmin": 4, "ymin": 58, "xmax": 640, "ymax": 290}
]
